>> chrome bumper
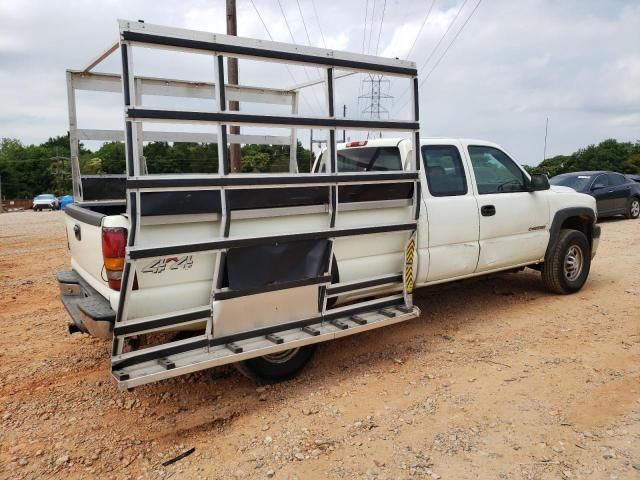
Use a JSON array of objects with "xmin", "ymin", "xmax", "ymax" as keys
[{"xmin": 57, "ymin": 270, "xmax": 115, "ymax": 340}]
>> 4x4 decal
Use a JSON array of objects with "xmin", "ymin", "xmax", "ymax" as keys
[{"xmin": 142, "ymin": 255, "xmax": 194, "ymax": 274}]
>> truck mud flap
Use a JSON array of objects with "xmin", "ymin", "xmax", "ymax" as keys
[{"xmin": 109, "ymin": 20, "xmax": 422, "ymax": 390}]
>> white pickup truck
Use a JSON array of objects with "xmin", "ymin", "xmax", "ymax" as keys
[
  {"xmin": 58, "ymin": 20, "xmax": 600, "ymax": 390},
  {"xmin": 60, "ymin": 136, "xmax": 600, "ymax": 382}
]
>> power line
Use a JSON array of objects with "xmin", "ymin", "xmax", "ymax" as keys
[
  {"xmin": 405, "ymin": 0, "xmax": 437, "ymax": 60},
  {"xmin": 362, "ymin": 0, "xmax": 369, "ymax": 53},
  {"xmin": 417, "ymin": 0, "xmax": 471, "ymax": 72},
  {"xmin": 420, "ymin": 0, "xmax": 483, "ymax": 84},
  {"xmin": 310, "ymin": 0, "xmax": 327, "ymax": 48},
  {"xmin": 276, "ymin": 0, "xmax": 324, "ymax": 105},
  {"xmin": 367, "ymin": 0, "xmax": 377, "ymax": 54},
  {"xmin": 277, "ymin": 0, "xmax": 298, "ymax": 44},
  {"xmin": 250, "ymin": 0, "xmax": 273, "ymax": 39},
  {"xmin": 374, "ymin": 0, "xmax": 387, "ymax": 55},
  {"xmin": 394, "ymin": 0, "xmax": 483, "ymax": 115},
  {"xmin": 386, "ymin": 0, "xmax": 437, "ymax": 101},
  {"xmin": 296, "ymin": 0, "xmax": 313, "ymax": 46},
  {"xmin": 393, "ymin": 0, "xmax": 471, "ymax": 113},
  {"xmin": 249, "ymin": 0, "xmax": 320, "ymax": 113}
]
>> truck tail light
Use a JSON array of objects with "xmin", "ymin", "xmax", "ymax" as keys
[
  {"xmin": 102, "ymin": 227, "xmax": 127, "ymax": 291},
  {"xmin": 346, "ymin": 140, "xmax": 367, "ymax": 148}
]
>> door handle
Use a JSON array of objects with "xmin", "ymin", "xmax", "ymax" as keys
[
  {"xmin": 607, "ymin": 189, "xmax": 614, "ymax": 193},
  {"xmin": 481, "ymin": 205, "xmax": 496, "ymax": 216}
]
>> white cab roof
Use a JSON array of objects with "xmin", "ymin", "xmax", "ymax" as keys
[{"xmin": 337, "ymin": 138, "xmax": 502, "ymax": 149}]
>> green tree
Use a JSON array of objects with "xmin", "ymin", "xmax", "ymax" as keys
[{"xmin": 529, "ymin": 139, "xmax": 640, "ymax": 177}]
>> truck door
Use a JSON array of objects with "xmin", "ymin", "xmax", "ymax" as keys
[
  {"xmin": 420, "ymin": 143, "xmax": 479, "ymax": 282},
  {"xmin": 466, "ymin": 144, "xmax": 549, "ymax": 272}
]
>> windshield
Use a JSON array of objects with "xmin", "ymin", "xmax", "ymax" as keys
[
  {"xmin": 550, "ymin": 175, "xmax": 591, "ymax": 191},
  {"xmin": 35, "ymin": 194, "xmax": 55, "ymax": 200},
  {"xmin": 315, "ymin": 146, "xmax": 402, "ymax": 173}
]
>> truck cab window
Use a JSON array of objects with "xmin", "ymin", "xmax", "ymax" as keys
[
  {"xmin": 314, "ymin": 146, "xmax": 402, "ymax": 173},
  {"xmin": 421, "ymin": 145, "xmax": 467, "ymax": 196},
  {"xmin": 338, "ymin": 147, "xmax": 402, "ymax": 172},
  {"xmin": 468, "ymin": 145, "xmax": 526, "ymax": 194}
]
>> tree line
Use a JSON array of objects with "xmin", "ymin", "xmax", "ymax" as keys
[
  {"xmin": 0, "ymin": 134, "xmax": 313, "ymax": 198},
  {"xmin": 524, "ymin": 138, "xmax": 640, "ymax": 177},
  {"xmin": 1, "ymin": 134, "xmax": 638, "ymax": 199}
]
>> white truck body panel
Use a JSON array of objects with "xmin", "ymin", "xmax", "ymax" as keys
[{"xmin": 66, "ymin": 138, "xmax": 598, "ymax": 321}]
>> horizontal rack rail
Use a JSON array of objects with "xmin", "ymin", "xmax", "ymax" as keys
[
  {"xmin": 127, "ymin": 222, "xmax": 417, "ymax": 260},
  {"xmin": 126, "ymin": 108, "xmax": 418, "ymax": 131}
]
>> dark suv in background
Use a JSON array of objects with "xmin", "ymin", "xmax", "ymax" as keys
[{"xmin": 550, "ymin": 171, "xmax": 640, "ymax": 219}]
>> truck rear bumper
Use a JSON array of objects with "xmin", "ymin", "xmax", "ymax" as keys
[{"xmin": 57, "ymin": 270, "xmax": 115, "ymax": 339}]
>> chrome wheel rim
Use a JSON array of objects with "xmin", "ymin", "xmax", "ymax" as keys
[
  {"xmin": 564, "ymin": 245, "xmax": 584, "ymax": 281},
  {"xmin": 631, "ymin": 200, "xmax": 640, "ymax": 218},
  {"xmin": 262, "ymin": 348, "xmax": 300, "ymax": 364}
]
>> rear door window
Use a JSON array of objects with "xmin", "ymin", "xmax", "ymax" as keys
[
  {"xmin": 421, "ymin": 145, "xmax": 467, "ymax": 196},
  {"xmin": 337, "ymin": 146, "xmax": 402, "ymax": 172},
  {"xmin": 314, "ymin": 146, "xmax": 402, "ymax": 173}
]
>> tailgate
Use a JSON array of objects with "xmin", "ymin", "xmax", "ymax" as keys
[{"xmin": 64, "ymin": 204, "xmax": 127, "ymax": 305}]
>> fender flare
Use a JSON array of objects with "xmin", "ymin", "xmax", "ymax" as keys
[{"xmin": 545, "ymin": 207, "xmax": 597, "ymax": 259}]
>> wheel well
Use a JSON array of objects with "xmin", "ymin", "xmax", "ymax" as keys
[
  {"xmin": 560, "ymin": 215, "xmax": 593, "ymax": 246},
  {"xmin": 560, "ymin": 216, "xmax": 589, "ymax": 235}
]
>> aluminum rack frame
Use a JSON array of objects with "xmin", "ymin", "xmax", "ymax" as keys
[{"xmin": 107, "ymin": 19, "xmax": 422, "ymax": 390}]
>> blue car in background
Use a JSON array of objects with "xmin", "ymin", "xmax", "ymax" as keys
[{"xmin": 58, "ymin": 195, "xmax": 74, "ymax": 210}]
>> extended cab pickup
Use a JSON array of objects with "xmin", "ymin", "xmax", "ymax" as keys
[
  {"xmin": 58, "ymin": 20, "xmax": 600, "ymax": 389},
  {"xmin": 60, "ymin": 137, "xmax": 600, "ymax": 377}
]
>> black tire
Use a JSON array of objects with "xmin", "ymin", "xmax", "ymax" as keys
[
  {"xmin": 541, "ymin": 229, "xmax": 591, "ymax": 294},
  {"xmin": 625, "ymin": 197, "xmax": 640, "ymax": 219},
  {"xmin": 242, "ymin": 344, "xmax": 317, "ymax": 382}
]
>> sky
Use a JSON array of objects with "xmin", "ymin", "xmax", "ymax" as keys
[{"xmin": 0, "ymin": 0, "xmax": 638, "ymax": 166}]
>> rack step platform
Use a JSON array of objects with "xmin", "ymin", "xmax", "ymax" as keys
[{"xmin": 111, "ymin": 303, "xmax": 420, "ymax": 390}]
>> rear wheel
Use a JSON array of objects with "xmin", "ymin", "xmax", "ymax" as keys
[
  {"xmin": 626, "ymin": 197, "xmax": 640, "ymax": 219},
  {"xmin": 241, "ymin": 344, "xmax": 317, "ymax": 382},
  {"xmin": 541, "ymin": 229, "xmax": 591, "ymax": 294}
]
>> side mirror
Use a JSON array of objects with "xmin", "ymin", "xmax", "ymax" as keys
[
  {"xmin": 591, "ymin": 183, "xmax": 606, "ymax": 190},
  {"xmin": 529, "ymin": 173, "xmax": 550, "ymax": 192}
]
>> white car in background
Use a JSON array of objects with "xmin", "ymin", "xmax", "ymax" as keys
[{"xmin": 32, "ymin": 194, "xmax": 59, "ymax": 211}]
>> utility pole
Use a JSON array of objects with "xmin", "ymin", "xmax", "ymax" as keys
[
  {"xmin": 0, "ymin": 174, "xmax": 3, "ymax": 213},
  {"xmin": 543, "ymin": 117, "xmax": 549, "ymax": 162},
  {"xmin": 309, "ymin": 130, "xmax": 327, "ymax": 170},
  {"xmin": 342, "ymin": 105, "xmax": 347, "ymax": 142},
  {"xmin": 226, "ymin": 0, "xmax": 242, "ymax": 172}
]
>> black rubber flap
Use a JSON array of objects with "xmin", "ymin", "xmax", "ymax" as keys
[
  {"xmin": 140, "ymin": 190, "xmax": 222, "ymax": 216},
  {"xmin": 225, "ymin": 239, "xmax": 331, "ymax": 290},
  {"xmin": 339, "ymin": 182, "xmax": 414, "ymax": 203},
  {"xmin": 81, "ymin": 176, "xmax": 127, "ymax": 201},
  {"xmin": 228, "ymin": 187, "xmax": 329, "ymax": 211}
]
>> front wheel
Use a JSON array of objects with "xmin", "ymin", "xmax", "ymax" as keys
[
  {"xmin": 626, "ymin": 197, "xmax": 640, "ymax": 219},
  {"xmin": 241, "ymin": 345, "xmax": 317, "ymax": 382},
  {"xmin": 541, "ymin": 229, "xmax": 591, "ymax": 294}
]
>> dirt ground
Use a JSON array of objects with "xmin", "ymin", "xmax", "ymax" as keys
[{"xmin": 0, "ymin": 210, "xmax": 638, "ymax": 480}]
